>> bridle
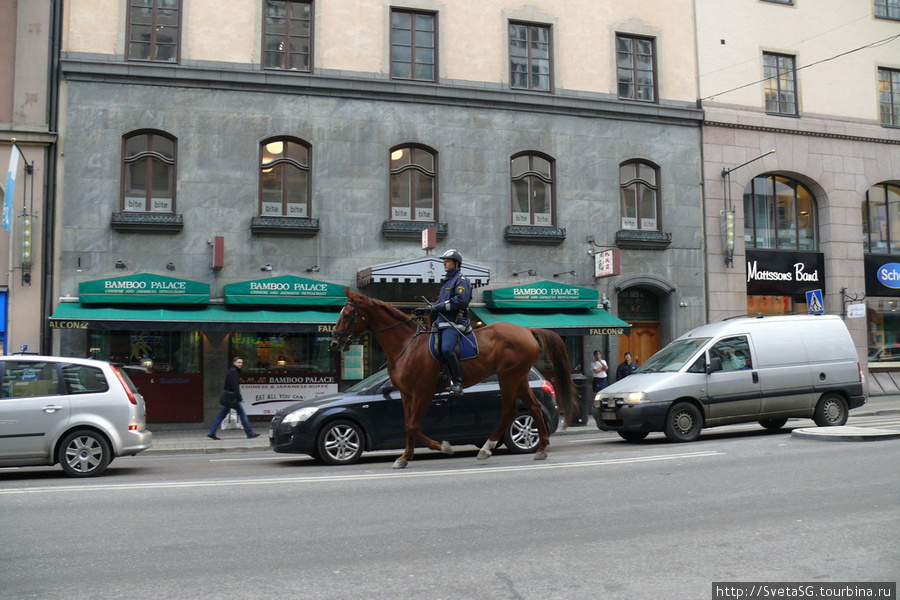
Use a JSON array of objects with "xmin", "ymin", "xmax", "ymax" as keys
[{"xmin": 330, "ymin": 299, "xmax": 424, "ymax": 351}]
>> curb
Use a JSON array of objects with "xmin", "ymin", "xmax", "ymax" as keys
[{"xmin": 791, "ymin": 426, "xmax": 900, "ymax": 442}]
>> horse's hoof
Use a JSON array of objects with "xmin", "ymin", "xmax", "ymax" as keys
[
  {"xmin": 534, "ymin": 451, "xmax": 548, "ymax": 461},
  {"xmin": 476, "ymin": 449, "xmax": 492, "ymax": 460},
  {"xmin": 392, "ymin": 459, "xmax": 408, "ymax": 469},
  {"xmin": 440, "ymin": 441, "xmax": 453, "ymax": 454}
]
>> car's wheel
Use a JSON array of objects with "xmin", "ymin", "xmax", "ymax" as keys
[
  {"xmin": 503, "ymin": 413, "xmax": 543, "ymax": 453},
  {"xmin": 759, "ymin": 418, "xmax": 788, "ymax": 430},
  {"xmin": 813, "ymin": 394, "xmax": 848, "ymax": 427},
  {"xmin": 663, "ymin": 402, "xmax": 703, "ymax": 442},
  {"xmin": 618, "ymin": 431, "xmax": 649, "ymax": 442},
  {"xmin": 57, "ymin": 430, "xmax": 112, "ymax": 477},
  {"xmin": 316, "ymin": 420, "xmax": 365, "ymax": 465}
]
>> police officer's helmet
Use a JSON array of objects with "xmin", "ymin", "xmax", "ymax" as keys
[{"xmin": 441, "ymin": 249, "xmax": 462, "ymax": 267}]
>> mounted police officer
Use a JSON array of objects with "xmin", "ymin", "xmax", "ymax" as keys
[{"xmin": 413, "ymin": 249, "xmax": 472, "ymax": 396}]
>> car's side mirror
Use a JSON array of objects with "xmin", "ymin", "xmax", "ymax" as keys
[
  {"xmin": 707, "ymin": 356, "xmax": 723, "ymax": 374},
  {"xmin": 381, "ymin": 385, "xmax": 396, "ymax": 399}
]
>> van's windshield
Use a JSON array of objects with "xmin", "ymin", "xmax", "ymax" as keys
[{"xmin": 637, "ymin": 338, "xmax": 710, "ymax": 373}]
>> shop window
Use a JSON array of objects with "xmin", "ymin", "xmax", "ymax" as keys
[
  {"xmin": 90, "ymin": 330, "xmax": 201, "ymax": 373},
  {"xmin": 232, "ymin": 332, "xmax": 335, "ymax": 374},
  {"xmin": 863, "ymin": 183, "xmax": 900, "ymax": 253},
  {"xmin": 867, "ymin": 300, "xmax": 900, "ymax": 363},
  {"xmin": 743, "ymin": 175, "xmax": 817, "ymax": 251},
  {"xmin": 263, "ymin": 0, "xmax": 313, "ymax": 72},
  {"xmin": 127, "ymin": 0, "xmax": 181, "ymax": 63}
]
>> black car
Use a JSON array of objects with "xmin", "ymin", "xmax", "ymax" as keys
[{"xmin": 269, "ymin": 367, "xmax": 559, "ymax": 465}]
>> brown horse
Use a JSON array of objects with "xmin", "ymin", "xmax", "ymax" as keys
[{"xmin": 329, "ymin": 289, "xmax": 577, "ymax": 469}]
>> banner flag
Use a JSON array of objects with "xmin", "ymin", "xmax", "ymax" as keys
[{"xmin": 3, "ymin": 148, "xmax": 19, "ymax": 232}]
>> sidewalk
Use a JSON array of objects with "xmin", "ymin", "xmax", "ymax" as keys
[{"xmin": 144, "ymin": 395, "xmax": 900, "ymax": 456}]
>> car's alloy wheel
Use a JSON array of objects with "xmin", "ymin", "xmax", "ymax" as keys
[
  {"xmin": 504, "ymin": 414, "xmax": 542, "ymax": 453},
  {"xmin": 813, "ymin": 394, "xmax": 848, "ymax": 427},
  {"xmin": 316, "ymin": 420, "xmax": 364, "ymax": 465},
  {"xmin": 58, "ymin": 430, "xmax": 111, "ymax": 477},
  {"xmin": 663, "ymin": 402, "xmax": 702, "ymax": 442}
]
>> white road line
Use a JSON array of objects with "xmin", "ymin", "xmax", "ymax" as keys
[{"xmin": 0, "ymin": 450, "xmax": 723, "ymax": 495}]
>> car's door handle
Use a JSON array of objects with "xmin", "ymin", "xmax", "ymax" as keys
[
  {"xmin": 752, "ymin": 371, "xmax": 759, "ymax": 384},
  {"xmin": 42, "ymin": 405, "xmax": 64, "ymax": 413}
]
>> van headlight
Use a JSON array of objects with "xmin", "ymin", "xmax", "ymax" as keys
[
  {"xmin": 282, "ymin": 407, "xmax": 319, "ymax": 425},
  {"xmin": 623, "ymin": 392, "xmax": 648, "ymax": 404}
]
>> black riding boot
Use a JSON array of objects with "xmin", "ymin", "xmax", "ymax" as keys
[{"xmin": 445, "ymin": 352, "xmax": 464, "ymax": 396}]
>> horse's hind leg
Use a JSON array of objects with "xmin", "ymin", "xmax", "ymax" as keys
[
  {"xmin": 476, "ymin": 378, "xmax": 521, "ymax": 461},
  {"xmin": 519, "ymin": 381, "xmax": 551, "ymax": 460}
]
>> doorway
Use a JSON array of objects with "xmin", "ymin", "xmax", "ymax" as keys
[{"xmin": 616, "ymin": 287, "xmax": 662, "ymax": 371}]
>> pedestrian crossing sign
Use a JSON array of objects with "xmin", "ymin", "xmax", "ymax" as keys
[{"xmin": 806, "ymin": 289, "xmax": 824, "ymax": 315}]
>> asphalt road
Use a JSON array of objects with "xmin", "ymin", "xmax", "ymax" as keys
[{"xmin": 1, "ymin": 418, "xmax": 898, "ymax": 600}]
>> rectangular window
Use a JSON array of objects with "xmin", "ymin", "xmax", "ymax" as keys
[
  {"xmin": 127, "ymin": 0, "xmax": 181, "ymax": 63},
  {"xmin": 763, "ymin": 52, "xmax": 797, "ymax": 115},
  {"xmin": 391, "ymin": 9, "xmax": 436, "ymax": 81},
  {"xmin": 509, "ymin": 22, "xmax": 551, "ymax": 92},
  {"xmin": 875, "ymin": 0, "xmax": 900, "ymax": 20},
  {"xmin": 263, "ymin": 1, "xmax": 312, "ymax": 71},
  {"xmin": 617, "ymin": 34, "xmax": 656, "ymax": 102},
  {"xmin": 879, "ymin": 68, "xmax": 900, "ymax": 127}
]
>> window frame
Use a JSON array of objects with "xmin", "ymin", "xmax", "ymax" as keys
[
  {"xmin": 390, "ymin": 8, "xmax": 437, "ymax": 82},
  {"xmin": 616, "ymin": 33, "xmax": 658, "ymax": 103},
  {"xmin": 878, "ymin": 67, "xmax": 900, "ymax": 127},
  {"xmin": 743, "ymin": 174, "xmax": 818, "ymax": 251},
  {"xmin": 875, "ymin": 0, "xmax": 900, "ymax": 20},
  {"xmin": 262, "ymin": 0, "xmax": 314, "ymax": 72},
  {"xmin": 510, "ymin": 152, "xmax": 555, "ymax": 227},
  {"xmin": 389, "ymin": 144, "xmax": 438, "ymax": 222},
  {"xmin": 120, "ymin": 130, "xmax": 177, "ymax": 214},
  {"xmin": 863, "ymin": 183, "xmax": 900, "ymax": 254},
  {"xmin": 619, "ymin": 159, "xmax": 661, "ymax": 232},
  {"xmin": 259, "ymin": 136, "xmax": 312, "ymax": 219},
  {"xmin": 126, "ymin": 0, "xmax": 182, "ymax": 63},
  {"xmin": 763, "ymin": 52, "xmax": 799, "ymax": 116},
  {"xmin": 508, "ymin": 21, "xmax": 553, "ymax": 93}
]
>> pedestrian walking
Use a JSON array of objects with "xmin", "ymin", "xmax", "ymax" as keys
[{"xmin": 207, "ymin": 357, "xmax": 260, "ymax": 440}]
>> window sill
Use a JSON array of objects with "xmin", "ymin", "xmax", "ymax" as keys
[
  {"xmin": 615, "ymin": 229, "xmax": 672, "ymax": 250},
  {"xmin": 381, "ymin": 221, "xmax": 448, "ymax": 240},
  {"xmin": 250, "ymin": 216, "xmax": 320, "ymax": 236},
  {"xmin": 504, "ymin": 225, "xmax": 566, "ymax": 245},
  {"xmin": 111, "ymin": 212, "xmax": 183, "ymax": 233}
]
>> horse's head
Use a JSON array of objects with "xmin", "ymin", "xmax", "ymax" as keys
[{"xmin": 330, "ymin": 289, "xmax": 369, "ymax": 352}]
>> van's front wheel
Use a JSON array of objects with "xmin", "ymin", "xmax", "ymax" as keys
[
  {"xmin": 664, "ymin": 402, "xmax": 702, "ymax": 442},
  {"xmin": 813, "ymin": 394, "xmax": 848, "ymax": 427}
]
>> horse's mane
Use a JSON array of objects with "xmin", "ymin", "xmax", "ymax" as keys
[{"xmin": 357, "ymin": 293, "xmax": 414, "ymax": 323}]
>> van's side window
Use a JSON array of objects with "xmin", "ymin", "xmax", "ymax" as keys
[
  {"xmin": 688, "ymin": 354, "xmax": 707, "ymax": 373},
  {"xmin": 710, "ymin": 336, "xmax": 752, "ymax": 371}
]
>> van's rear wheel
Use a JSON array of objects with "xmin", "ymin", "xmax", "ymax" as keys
[
  {"xmin": 664, "ymin": 402, "xmax": 702, "ymax": 442},
  {"xmin": 759, "ymin": 418, "xmax": 788, "ymax": 430},
  {"xmin": 813, "ymin": 394, "xmax": 848, "ymax": 427}
]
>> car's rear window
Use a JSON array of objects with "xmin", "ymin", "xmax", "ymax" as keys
[{"xmin": 61, "ymin": 364, "xmax": 109, "ymax": 394}]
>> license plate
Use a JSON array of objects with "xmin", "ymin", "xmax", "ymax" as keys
[
  {"xmin": 606, "ymin": 398, "xmax": 617, "ymax": 409},
  {"xmin": 601, "ymin": 411, "xmax": 617, "ymax": 420},
  {"xmin": 268, "ymin": 423, "xmax": 275, "ymax": 437}
]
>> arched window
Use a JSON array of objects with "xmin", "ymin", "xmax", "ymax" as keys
[
  {"xmin": 511, "ymin": 153, "xmax": 554, "ymax": 226},
  {"xmin": 619, "ymin": 160, "xmax": 659, "ymax": 231},
  {"xmin": 389, "ymin": 145, "xmax": 437, "ymax": 221},
  {"xmin": 121, "ymin": 130, "xmax": 176, "ymax": 213},
  {"xmin": 863, "ymin": 183, "xmax": 900, "ymax": 254},
  {"xmin": 743, "ymin": 175, "xmax": 817, "ymax": 250},
  {"xmin": 260, "ymin": 137, "xmax": 311, "ymax": 217}
]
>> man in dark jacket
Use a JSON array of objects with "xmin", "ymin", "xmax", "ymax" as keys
[
  {"xmin": 616, "ymin": 352, "xmax": 639, "ymax": 381},
  {"xmin": 414, "ymin": 249, "xmax": 472, "ymax": 395},
  {"xmin": 207, "ymin": 357, "xmax": 260, "ymax": 440}
]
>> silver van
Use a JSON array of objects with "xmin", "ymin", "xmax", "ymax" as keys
[{"xmin": 592, "ymin": 314, "xmax": 866, "ymax": 442}]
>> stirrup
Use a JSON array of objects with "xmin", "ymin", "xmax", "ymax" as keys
[{"xmin": 448, "ymin": 382, "xmax": 463, "ymax": 396}]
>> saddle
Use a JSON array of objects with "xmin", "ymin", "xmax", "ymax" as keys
[{"xmin": 428, "ymin": 326, "xmax": 479, "ymax": 362}]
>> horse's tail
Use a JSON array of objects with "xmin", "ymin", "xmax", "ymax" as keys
[{"xmin": 531, "ymin": 328, "xmax": 578, "ymax": 425}]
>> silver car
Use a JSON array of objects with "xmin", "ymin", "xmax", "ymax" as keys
[{"xmin": 0, "ymin": 355, "xmax": 153, "ymax": 477}]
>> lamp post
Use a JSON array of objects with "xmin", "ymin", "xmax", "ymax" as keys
[{"xmin": 720, "ymin": 149, "xmax": 775, "ymax": 268}]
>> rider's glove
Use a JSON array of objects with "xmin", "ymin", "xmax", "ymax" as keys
[{"xmin": 413, "ymin": 306, "xmax": 434, "ymax": 317}]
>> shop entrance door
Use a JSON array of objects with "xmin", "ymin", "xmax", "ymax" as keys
[{"xmin": 617, "ymin": 322, "xmax": 659, "ymax": 370}]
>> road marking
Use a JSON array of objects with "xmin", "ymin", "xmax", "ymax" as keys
[{"xmin": 0, "ymin": 450, "xmax": 723, "ymax": 495}]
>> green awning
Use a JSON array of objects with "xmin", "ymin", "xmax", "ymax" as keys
[
  {"xmin": 470, "ymin": 307, "xmax": 630, "ymax": 336},
  {"xmin": 483, "ymin": 280, "xmax": 598, "ymax": 309},
  {"xmin": 49, "ymin": 303, "xmax": 339, "ymax": 333},
  {"xmin": 78, "ymin": 273, "xmax": 210, "ymax": 304},
  {"xmin": 223, "ymin": 276, "xmax": 346, "ymax": 306}
]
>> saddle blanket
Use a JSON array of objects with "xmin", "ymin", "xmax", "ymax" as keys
[{"xmin": 429, "ymin": 329, "xmax": 479, "ymax": 362}]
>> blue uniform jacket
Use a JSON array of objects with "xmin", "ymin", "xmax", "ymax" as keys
[{"xmin": 434, "ymin": 268, "xmax": 472, "ymax": 325}]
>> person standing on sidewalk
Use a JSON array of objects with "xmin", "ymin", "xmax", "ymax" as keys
[
  {"xmin": 207, "ymin": 357, "xmax": 260, "ymax": 440},
  {"xmin": 590, "ymin": 350, "xmax": 609, "ymax": 393}
]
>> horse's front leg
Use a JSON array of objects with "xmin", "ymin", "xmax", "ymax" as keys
[{"xmin": 392, "ymin": 393, "xmax": 453, "ymax": 469}]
